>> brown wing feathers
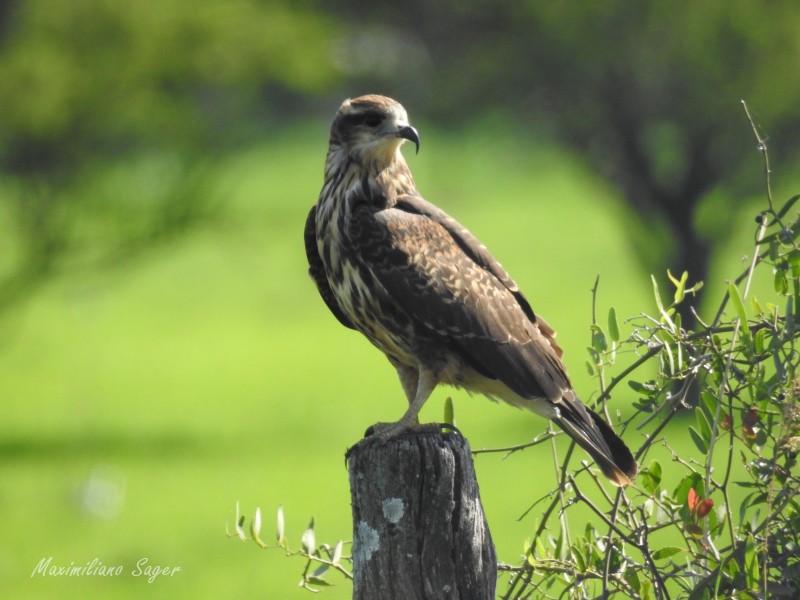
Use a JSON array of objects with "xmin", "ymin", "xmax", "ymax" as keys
[
  {"xmin": 304, "ymin": 205, "xmax": 356, "ymax": 330},
  {"xmin": 355, "ymin": 194, "xmax": 569, "ymax": 402}
]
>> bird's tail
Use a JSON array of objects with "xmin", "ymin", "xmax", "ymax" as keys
[{"xmin": 554, "ymin": 392, "xmax": 637, "ymax": 486}]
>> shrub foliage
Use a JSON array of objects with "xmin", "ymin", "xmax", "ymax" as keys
[{"xmin": 498, "ymin": 136, "xmax": 800, "ymax": 599}]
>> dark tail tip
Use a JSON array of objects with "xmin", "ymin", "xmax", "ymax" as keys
[
  {"xmin": 555, "ymin": 401, "xmax": 638, "ymax": 486},
  {"xmin": 586, "ymin": 408, "xmax": 638, "ymax": 486}
]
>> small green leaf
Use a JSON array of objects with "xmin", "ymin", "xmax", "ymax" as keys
[
  {"xmin": 641, "ymin": 580, "xmax": 655, "ymax": 600},
  {"xmin": 444, "ymin": 397, "xmax": 455, "ymax": 426},
  {"xmin": 236, "ymin": 515, "xmax": 247, "ymax": 541},
  {"xmin": 651, "ymin": 275, "xmax": 665, "ymax": 313},
  {"xmin": 700, "ymin": 391, "xmax": 717, "ymax": 421},
  {"xmin": 688, "ymin": 280, "xmax": 704, "ymax": 295},
  {"xmin": 746, "ymin": 535, "xmax": 759, "ymax": 586},
  {"xmin": 675, "ymin": 325, "xmax": 684, "ymax": 370},
  {"xmin": 640, "ymin": 460, "xmax": 663, "ymax": 496},
  {"xmin": 591, "ymin": 324, "xmax": 608, "ymax": 352},
  {"xmin": 234, "ymin": 504, "xmax": 247, "ymax": 541},
  {"xmin": 628, "ymin": 380, "xmax": 646, "ymax": 393},
  {"xmin": 775, "ymin": 193, "xmax": 800, "ymax": 220},
  {"xmin": 729, "ymin": 282, "xmax": 754, "ymax": 351},
  {"xmin": 751, "ymin": 295, "xmax": 765, "ymax": 316},
  {"xmin": 668, "ymin": 270, "xmax": 688, "ymax": 304},
  {"xmin": 305, "ymin": 575, "xmax": 332, "ymax": 586},
  {"xmin": 301, "ymin": 517, "xmax": 316, "ymax": 555},
  {"xmin": 728, "ymin": 282, "xmax": 748, "ymax": 324},
  {"xmin": 652, "ymin": 546, "xmax": 683, "ymax": 561},
  {"xmin": 774, "ymin": 267, "xmax": 788, "ymax": 295},
  {"xmin": 628, "ymin": 380, "xmax": 657, "ymax": 394},
  {"xmin": 585, "ymin": 360, "xmax": 595, "ymax": 376},
  {"xmin": 584, "ymin": 521, "xmax": 598, "ymax": 542},
  {"xmin": 660, "ymin": 334, "xmax": 675, "ymax": 375},
  {"xmin": 251, "ymin": 507, "xmax": 262, "ymax": 536},
  {"xmin": 695, "ymin": 406, "xmax": 712, "ymax": 443},
  {"xmin": 535, "ymin": 534, "xmax": 547, "ymax": 558},
  {"xmin": 723, "ymin": 553, "xmax": 741, "ymax": 578},
  {"xmin": 332, "ymin": 540, "xmax": 344, "ymax": 566},
  {"xmin": 754, "ymin": 327, "xmax": 767, "ymax": 354},
  {"xmin": 689, "ymin": 426, "xmax": 708, "ymax": 454},
  {"xmin": 790, "ymin": 250, "xmax": 800, "ymax": 277},
  {"xmin": 625, "ymin": 568, "xmax": 642, "ymax": 593},
  {"xmin": 587, "ymin": 346, "xmax": 600, "ymax": 366},
  {"xmin": 646, "ymin": 460, "xmax": 662, "ymax": 490},
  {"xmin": 633, "ymin": 398, "xmax": 656, "ymax": 413},
  {"xmin": 573, "ymin": 543, "xmax": 586, "ymax": 571},
  {"xmin": 607, "ymin": 306, "xmax": 620, "ymax": 342},
  {"xmin": 652, "ymin": 275, "xmax": 677, "ymax": 330},
  {"xmin": 667, "ymin": 269, "xmax": 680, "ymax": 287},
  {"xmin": 251, "ymin": 507, "xmax": 267, "ymax": 548},
  {"xmin": 650, "ymin": 459, "xmax": 662, "ymax": 481},
  {"xmin": 277, "ymin": 504, "xmax": 286, "ymax": 545}
]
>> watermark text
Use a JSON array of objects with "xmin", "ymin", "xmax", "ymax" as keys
[{"xmin": 31, "ymin": 557, "xmax": 181, "ymax": 583}]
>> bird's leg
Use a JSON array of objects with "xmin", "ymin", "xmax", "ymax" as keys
[
  {"xmin": 398, "ymin": 368, "xmax": 437, "ymax": 427},
  {"xmin": 391, "ymin": 360, "xmax": 419, "ymax": 410},
  {"xmin": 367, "ymin": 367, "xmax": 438, "ymax": 440}
]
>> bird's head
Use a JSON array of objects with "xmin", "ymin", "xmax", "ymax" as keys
[{"xmin": 329, "ymin": 95, "xmax": 420, "ymax": 171}]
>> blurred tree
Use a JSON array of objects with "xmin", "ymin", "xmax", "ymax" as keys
[
  {"xmin": 332, "ymin": 0, "xmax": 800, "ymax": 324},
  {"xmin": 0, "ymin": 0, "xmax": 343, "ymax": 310}
]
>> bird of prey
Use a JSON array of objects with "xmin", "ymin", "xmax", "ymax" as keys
[{"xmin": 304, "ymin": 94, "xmax": 637, "ymax": 486}]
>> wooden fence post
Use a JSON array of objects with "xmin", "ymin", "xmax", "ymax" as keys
[{"xmin": 347, "ymin": 427, "xmax": 497, "ymax": 599}]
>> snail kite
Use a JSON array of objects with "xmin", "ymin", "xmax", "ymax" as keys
[{"xmin": 304, "ymin": 95, "xmax": 637, "ymax": 485}]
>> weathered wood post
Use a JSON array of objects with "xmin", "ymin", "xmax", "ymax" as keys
[{"xmin": 347, "ymin": 426, "xmax": 497, "ymax": 600}]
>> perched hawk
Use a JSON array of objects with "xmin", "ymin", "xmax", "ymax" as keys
[{"xmin": 305, "ymin": 95, "xmax": 637, "ymax": 485}]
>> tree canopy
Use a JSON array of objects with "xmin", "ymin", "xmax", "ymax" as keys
[
  {"xmin": 1, "ymin": 0, "xmax": 799, "ymax": 316},
  {"xmin": 0, "ymin": 0, "xmax": 342, "ymax": 308}
]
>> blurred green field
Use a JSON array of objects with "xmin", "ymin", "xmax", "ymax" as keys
[{"xmin": 0, "ymin": 123, "xmax": 782, "ymax": 598}]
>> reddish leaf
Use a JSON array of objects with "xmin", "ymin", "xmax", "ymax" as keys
[
  {"xmin": 721, "ymin": 413, "xmax": 733, "ymax": 430},
  {"xmin": 687, "ymin": 487, "xmax": 699, "ymax": 512},
  {"xmin": 742, "ymin": 407, "xmax": 760, "ymax": 440},
  {"xmin": 696, "ymin": 498, "xmax": 714, "ymax": 519},
  {"xmin": 685, "ymin": 522, "xmax": 704, "ymax": 538}
]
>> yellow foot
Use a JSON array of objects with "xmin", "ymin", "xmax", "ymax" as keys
[
  {"xmin": 365, "ymin": 421, "xmax": 418, "ymax": 440},
  {"xmin": 365, "ymin": 421, "xmax": 453, "ymax": 441},
  {"xmin": 345, "ymin": 422, "xmax": 463, "ymax": 462}
]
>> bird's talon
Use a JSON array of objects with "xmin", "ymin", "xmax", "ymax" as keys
[
  {"xmin": 365, "ymin": 421, "xmax": 414, "ymax": 442},
  {"xmin": 364, "ymin": 421, "xmax": 453, "ymax": 444}
]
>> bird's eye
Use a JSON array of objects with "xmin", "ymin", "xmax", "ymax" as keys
[{"xmin": 362, "ymin": 112, "xmax": 383, "ymax": 127}]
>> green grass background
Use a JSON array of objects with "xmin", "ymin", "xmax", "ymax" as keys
[{"xmin": 0, "ymin": 123, "xmax": 787, "ymax": 598}]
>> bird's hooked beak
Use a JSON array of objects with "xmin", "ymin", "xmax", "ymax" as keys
[{"xmin": 396, "ymin": 125, "xmax": 420, "ymax": 155}]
